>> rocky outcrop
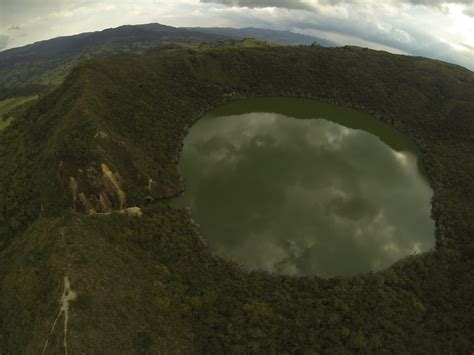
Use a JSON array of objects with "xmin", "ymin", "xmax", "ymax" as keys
[
  {"xmin": 100, "ymin": 163, "xmax": 126, "ymax": 210},
  {"xmin": 68, "ymin": 163, "xmax": 146, "ymax": 217},
  {"xmin": 69, "ymin": 163, "xmax": 127, "ymax": 214}
]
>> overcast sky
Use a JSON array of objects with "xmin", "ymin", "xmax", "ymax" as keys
[{"xmin": 0, "ymin": 0, "xmax": 472, "ymax": 69}]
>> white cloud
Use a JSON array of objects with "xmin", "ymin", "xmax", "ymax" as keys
[
  {"xmin": 0, "ymin": 35, "xmax": 8, "ymax": 50},
  {"xmin": 0, "ymin": 0, "xmax": 472, "ymax": 70},
  {"xmin": 191, "ymin": 0, "xmax": 474, "ymax": 69}
]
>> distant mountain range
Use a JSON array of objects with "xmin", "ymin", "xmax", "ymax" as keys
[
  {"xmin": 0, "ymin": 23, "xmax": 336, "ymax": 99},
  {"xmin": 187, "ymin": 26, "xmax": 337, "ymax": 47}
]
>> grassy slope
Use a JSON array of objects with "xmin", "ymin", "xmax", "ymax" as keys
[
  {"xmin": 0, "ymin": 96, "xmax": 37, "ymax": 130},
  {"xmin": 0, "ymin": 118, "xmax": 12, "ymax": 130},
  {"xmin": 0, "ymin": 44, "xmax": 473, "ymax": 353}
]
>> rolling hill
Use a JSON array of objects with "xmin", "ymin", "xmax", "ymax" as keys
[
  {"xmin": 0, "ymin": 23, "xmax": 336, "ymax": 100},
  {"xmin": 187, "ymin": 26, "xmax": 337, "ymax": 46}
]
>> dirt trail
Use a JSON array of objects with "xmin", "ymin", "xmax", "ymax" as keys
[
  {"xmin": 61, "ymin": 276, "xmax": 76, "ymax": 354},
  {"xmin": 41, "ymin": 276, "xmax": 77, "ymax": 355}
]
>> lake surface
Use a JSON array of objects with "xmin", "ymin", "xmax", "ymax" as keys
[{"xmin": 174, "ymin": 98, "xmax": 434, "ymax": 277}]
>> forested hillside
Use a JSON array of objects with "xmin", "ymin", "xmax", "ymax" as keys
[
  {"xmin": 0, "ymin": 43, "xmax": 473, "ymax": 353},
  {"xmin": 0, "ymin": 23, "xmax": 226, "ymax": 99},
  {"xmin": 0, "ymin": 23, "xmax": 334, "ymax": 100}
]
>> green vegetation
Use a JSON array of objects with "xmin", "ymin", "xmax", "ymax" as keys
[
  {"xmin": 0, "ymin": 43, "xmax": 473, "ymax": 353},
  {"xmin": 0, "ymin": 96, "xmax": 37, "ymax": 130},
  {"xmin": 0, "ymin": 24, "xmax": 226, "ymax": 100},
  {"xmin": 0, "ymin": 117, "xmax": 12, "ymax": 130},
  {"xmin": 0, "ymin": 24, "xmax": 335, "ymax": 101}
]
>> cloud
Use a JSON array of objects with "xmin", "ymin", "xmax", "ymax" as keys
[
  {"xmin": 0, "ymin": 0, "xmax": 72, "ymax": 24},
  {"xmin": 403, "ymin": 0, "xmax": 474, "ymax": 17},
  {"xmin": 201, "ymin": 0, "xmax": 474, "ymax": 17},
  {"xmin": 200, "ymin": 0, "xmax": 315, "ymax": 11},
  {"xmin": 0, "ymin": 35, "xmax": 8, "ymax": 50},
  {"xmin": 195, "ymin": 1, "xmax": 473, "ymax": 70},
  {"xmin": 201, "ymin": 0, "xmax": 474, "ymax": 7},
  {"xmin": 403, "ymin": 0, "xmax": 472, "ymax": 5},
  {"xmin": 8, "ymin": 26, "xmax": 21, "ymax": 31},
  {"xmin": 462, "ymin": 4, "xmax": 474, "ymax": 17},
  {"xmin": 0, "ymin": 0, "xmax": 177, "ymax": 50},
  {"xmin": 0, "ymin": 0, "xmax": 471, "ymax": 70},
  {"xmin": 178, "ymin": 111, "xmax": 434, "ymax": 276}
]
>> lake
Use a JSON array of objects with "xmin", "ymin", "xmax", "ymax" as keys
[{"xmin": 173, "ymin": 98, "xmax": 434, "ymax": 277}]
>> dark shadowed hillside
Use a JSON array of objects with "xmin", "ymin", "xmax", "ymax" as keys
[{"xmin": 0, "ymin": 43, "xmax": 473, "ymax": 353}]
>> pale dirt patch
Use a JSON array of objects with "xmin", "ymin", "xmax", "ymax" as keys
[
  {"xmin": 41, "ymin": 276, "xmax": 77, "ymax": 355},
  {"xmin": 120, "ymin": 207, "xmax": 143, "ymax": 217},
  {"xmin": 101, "ymin": 163, "xmax": 126, "ymax": 209}
]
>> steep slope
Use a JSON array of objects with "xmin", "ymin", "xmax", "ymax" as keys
[{"xmin": 1, "ymin": 45, "xmax": 473, "ymax": 353}]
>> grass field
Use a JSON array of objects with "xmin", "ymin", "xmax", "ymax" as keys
[{"xmin": 0, "ymin": 95, "xmax": 38, "ymax": 130}]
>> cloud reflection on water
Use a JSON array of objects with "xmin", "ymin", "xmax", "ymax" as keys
[{"xmin": 178, "ymin": 112, "xmax": 434, "ymax": 277}]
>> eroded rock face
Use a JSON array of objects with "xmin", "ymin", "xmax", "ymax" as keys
[
  {"xmin": 63, "ymin": 129, "xmax": 159, "ymax": 215},
  {"xmin": 69, "ymin": 163, "xmax": 127, "ymax": 214},
  {"xmin": 100, "ymin": 163, "xmax": 126, "ymax": 209},
  {"xmin": 68, "ymin": 163, "xmax": 144, "ymax": 216}
]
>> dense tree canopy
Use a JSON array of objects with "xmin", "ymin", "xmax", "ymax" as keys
[{"xmin": 0, "ymin": 43, "xmax": 473, "ymax": 353}]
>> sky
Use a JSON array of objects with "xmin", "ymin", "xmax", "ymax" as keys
[{"xmin": 0, "ymin": 0, "xmax": 472, "ymax": 69}]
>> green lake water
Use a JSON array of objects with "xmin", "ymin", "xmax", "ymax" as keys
[{"xmin": 173, "ymin": 98, "xmax": 435, "ymax": 277}]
